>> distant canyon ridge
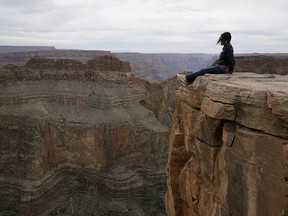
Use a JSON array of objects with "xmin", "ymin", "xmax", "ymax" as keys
[{"xmin": 1, "ymin": 46, "xmax": 288, "ymax": 79}]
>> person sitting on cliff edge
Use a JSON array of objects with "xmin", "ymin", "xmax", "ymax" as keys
[{"xmin": 177, "ymin": 31, "xmax": 235, "ymax": 84}]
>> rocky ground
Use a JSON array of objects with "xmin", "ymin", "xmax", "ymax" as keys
[{"xmin": 166, "ymin": 73, "xmax": 288, "ymax": 216}]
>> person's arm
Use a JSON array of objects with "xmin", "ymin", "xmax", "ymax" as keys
[{"xmin": 225, "ymin": 44, "xmax": 235, "ymax": 73}]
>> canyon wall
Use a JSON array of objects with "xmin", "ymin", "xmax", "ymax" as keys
[
  {"xmin": 235, "ymin": 55, "xmax": 288, "ymax": 75},
  {"xmin": 0, "ymin": 56, "xmax": 180, "ymax": 215},
  {"xmin": 166, "ymin": 73, "xmax": 288, "ymax": 216}
]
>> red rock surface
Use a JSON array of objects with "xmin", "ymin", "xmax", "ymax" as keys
[{"xmin": 166, "ymin": 73, "xmax": 288, "ymax": 216}]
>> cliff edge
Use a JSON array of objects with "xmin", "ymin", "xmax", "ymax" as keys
[{"xmin": 166, "ymin": 73, "xmax": 288, "ymax": 216}]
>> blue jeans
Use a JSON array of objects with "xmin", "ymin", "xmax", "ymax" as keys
[{"xmin": 186, "ymin": 66, "xmax": 226, "ymax": 83}]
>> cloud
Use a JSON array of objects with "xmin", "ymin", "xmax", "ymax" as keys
[{"xmin": 0, "ymin": 0, "xmax": 288, "ymax": 53}]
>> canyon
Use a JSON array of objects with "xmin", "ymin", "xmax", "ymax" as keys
[
  {"xmin": 0, "ymin": 47, "xmax": 288, "ymax": 215},
  {"xmin": 0, "ymin": 55, "xmax": 179, "ymax": 215}
]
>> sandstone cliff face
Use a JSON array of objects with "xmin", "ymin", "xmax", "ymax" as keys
[
  {"xmin": 166, "ymin": 73, "xmax": 288, "ymax": 216},
  {"xmin": 0, "ymin": 56, "xmax": 180, "ymax": 215}
]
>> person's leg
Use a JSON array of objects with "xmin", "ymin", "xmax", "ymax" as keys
[{"xmin": 186, "ymin": 66, "xmax": 225, "ymax": 83}]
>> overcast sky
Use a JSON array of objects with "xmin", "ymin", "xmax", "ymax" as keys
[{"xmin": 0, "ymin": 0, "xmax": 287, "ymax": 53}]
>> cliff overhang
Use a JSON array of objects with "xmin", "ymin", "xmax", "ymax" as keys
[{"xmin": 166, "ymin": 72, "xmax": 288, "ymax": 216}]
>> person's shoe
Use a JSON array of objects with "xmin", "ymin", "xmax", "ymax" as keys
[{"xmin": 177, "ymin": 73, "xmax": 187, "ymax": 85}]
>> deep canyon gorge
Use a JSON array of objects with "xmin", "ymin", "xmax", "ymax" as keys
[
  {"xmin": 0, "ymin": 48, "xmax": 288, "ymax": 216},
  {"xmin": 0, "ymin": 55, "xmax": 179, "ymax": 215}
]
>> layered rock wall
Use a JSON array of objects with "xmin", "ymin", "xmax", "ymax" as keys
[
  {"xmin": 166, "ymin": 73, "xmax": 288, "ymax": 216},
  {"xmin": 235, "ymin": 56, "xmax": 288, "ymax": 75},
  {"xmin": 0, "ymin": 56, "xmax": 179, "ymax": 215}
]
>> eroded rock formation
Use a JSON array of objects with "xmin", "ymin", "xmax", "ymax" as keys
[
  {"xmin": 0, "ymin": 56, "xmax": 180, "ymax": 215},
  {"xmin": 235, "ymin": 55, "xmax": 288, "ymax": 75},
  {"xmin": 166, "ymin": 73, "xmax": 288, "ymax": 216}
]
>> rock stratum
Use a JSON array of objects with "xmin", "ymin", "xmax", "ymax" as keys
[
  {"xmin": 234, "ymin": 55, "xmax": 288, "ymax": 75},
  {"xmin": 0, "ymin": 55, "xmax": 180, "ymax": 215},
  {"xmin": 166, "ymin": 73, "xmax": 288, "ymax": 215}
]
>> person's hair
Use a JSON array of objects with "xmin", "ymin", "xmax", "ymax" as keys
[{"xmin": 217, "ymin": 32, "xmax": 232, "ymax": 44}]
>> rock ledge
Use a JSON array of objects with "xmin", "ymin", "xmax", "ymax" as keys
[{"xmin": 166, "ymin": 73, "xmax": 288, "ymax": 216}]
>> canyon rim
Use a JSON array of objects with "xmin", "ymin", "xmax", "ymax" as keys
[{"xmin": 0, "ymin": 49, "xmax": 288, "ymax": 216}]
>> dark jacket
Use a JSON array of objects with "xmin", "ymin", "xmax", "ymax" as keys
[{"xmin": 214, "ymin": 43, "xmax": 235, "ymax": 73}]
